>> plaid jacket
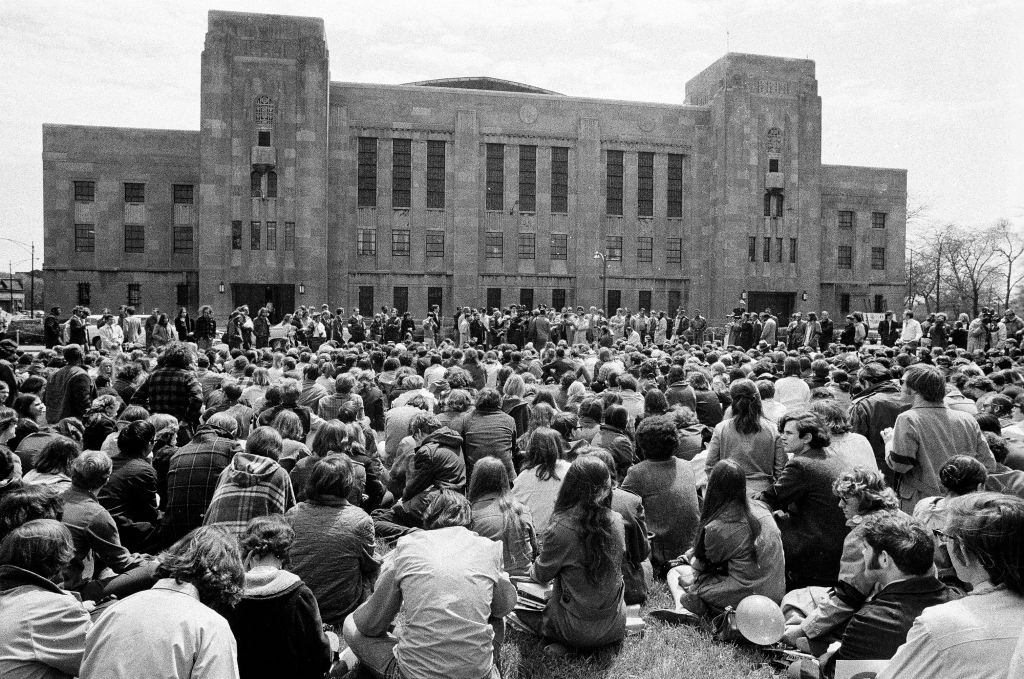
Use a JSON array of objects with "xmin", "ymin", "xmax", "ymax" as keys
[
  {"xmin": 162, "ymin": 424, "xmax": 242, "ymax": 542},
  {"xmin": 131, "ymin": 366, "xmax": 204, "ymax": 426},
  {"xmin": 204, "ymin": 452, "xmax": 295, "ymax": 539}
]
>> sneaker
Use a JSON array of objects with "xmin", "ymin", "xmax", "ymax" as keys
[{"xmin": 648, "ymin": 608, "xmax": 701, "ymax": 625}]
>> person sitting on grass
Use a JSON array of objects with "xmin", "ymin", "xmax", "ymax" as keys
[{"xmin": 468, "ymin": 456, "xmax": 538, "ymax": 578}]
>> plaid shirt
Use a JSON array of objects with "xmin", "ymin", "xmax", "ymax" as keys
[
  {"xmin": 162, "ymin": 425, "xmax": 242, "ymax": 542},
  {"xmin": 204, "ymin": 452, "xmax": 295, "ymax": 539},
  {"xmin": 131, "ymin": 366, "xmax": 204, "ymax": 426}
]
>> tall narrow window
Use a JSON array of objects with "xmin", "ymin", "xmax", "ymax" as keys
[
  {"xmin": 426, "ymin": 231, "xmax": 445, "ymax": 257},
  {"xmin": 871, "ymin": 212, "xmax": 887, "ymax": 229},
  {"xmin": 426, "ymin": 140, "xmax": 446, "ymax": 209},
  {"xmin": 266, "ymin": 171, "xmax": 277, "ymax": 198},
  {"xmin": 74, "ymin": 181, "xmax": 95, "ymax": 202},
  {"xmin": 769, "ymin": 158, "xmax": 779, "ymax": 172},
  {"xmin": 871, "ymin": 247, "xmax": 886, "ymax": 270},
  {"xmin": 124, "ymin": 183, "xmax": 145, "ymax": 203},
  {"xmin": 357, "ymin": 137, "xmax": 378, "ymax": 207},
  {"xmin": 74, "ymin": 224, "xmax": 95, "ymax": 252},
  {"xmin": 637, "ymin": 236, "xmax": 653, "ymax": 263},
  {"xmin": 667, "ymin": 238, "xmax": 682, "ymax": 264},
  {"xmin": 764, "ymin": 190, "xmax": 784, "ymax": 217},
  {"xmin": 518, "ymin": 233, "xmax": 536, "ymax": 259},
  {"xmin": 486, "ymin": 144, "xmax": 504, "ymax": 211},
  {"xmin": 487, "ymin": 288, "xmax": 502, "ymax": 310},
  {"xmin": 176, "ymin": 284, "xmax": 191, "ymax": 308},
  {"xmin": 392, "ymin": 139, "xmax": 411, "ymax": 208},
  {"xmin": 552, "ymin": 288, "xmax": 567, "ymax": 311},
  {"xmin": 637, "ymin": 152, "xmax": 654, "ymax": 217},
  {"xmin": 428, "ymin": 287, "xmax": 443, "ymax": 315},
  {"xmin": 763, "ymin": 237, "xmax": 771, "ymax": 262},
  {"xmin": 251, "ymin": 171, "xmax": 263, "ymax": 198},
  {"xmin": 776, "ymin": 237, "xmax": 783, "ymax": 263},
  {"xmin": 127, "ymin": 283, "xmax": 141, "ymax": 307},
  {"xmin": 550, "ymin": 233, "xmax": 568, "ymax": 260},
  {"xmin": 357, "ymin": 229, "xmax": 377, "ymax": 256},
  {"xmin": 838, "ymin": 211, "xmax": 854, "ymax": 229},
  {"xmin": 606, "ymin": 236, "xmax": 622, "ymax": 261},
  {"xmin": 519, "ymin": 288, "xmax": 534, "ymax": 310},
  {"xmin": 607, "ymin": 289, "xmax": 621, "ymax": 313},
  {"xmin": 393, "ymin": 287, "xmax": 409, "ymax": 315},
  {"xmin": 606, "ymin": 150, "xmax": 623, "ymax": 216},
  {"xmin": 748, "ymin": 237, "xmax": 757, "ymax": 262},
  {"xmin": 789, "ymin": 238, "xmax": 797, "ymax": 264},
  {"xmin": 638, "ymin": 290, "xmax": 652, "ymax": 313},
  {"xmin": 173, "ymin": 226, "xmax": 194, "ymax": 253},
  {"xmin": 77, "ymin": 282, "xmax": 90, "ymax": 306},
  {"xmin": 284, "ymin": 222, "xmax": 295, "ymax": 251},
  {"xmin": 265, "ymin": 221, "xmax": 277, "ymax": 251},
  {"xmin": 838, "ymin": 246, "xmax": 852, "ymax": 269},
  {"xmin": 124, "ymin": 225, "xmax": 145, "ymax": 253},
  {"xmin": 358, "ymin": 286, "xmax": 375, "ymax": 316},
  {"xmin": 250, "ymin": 221, "xmax": 261, "ymax": 250},
  {"xmin": 551, "ymin": 147, "xmax": 568, "ymax": 213},
  {"xmin": 667, "ymin": 154, "xmax": 683, "ymax": 218},
  {"xmin": 485, "ymin": 232, "xmax": 503, "ymax": 258},
  {"xmin": 518, "ymin": 145, "xmax": 536, "ymax": 213},
  {"xmin": 840, "ymin": 293, "xmax": 851, "ymax": 314},
  {"xmin": 392, "ymin": 229, "xmax": 410, "ymax": 256},
  {"xmin": 232, "ymin": 221, "xmax": 242, "ymax": 250},
  {"xmin": 874, "ymin": 294, "xmax": 885, "ymax": 313}
]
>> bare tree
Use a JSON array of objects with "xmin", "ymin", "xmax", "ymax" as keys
[
  {"xmin": 989, "ymin": 219, "xmax": 1024, "ymax": 308},
  {"xmin": 941, "ymin": 226, "xmax": 1000, "ymax": 317}
]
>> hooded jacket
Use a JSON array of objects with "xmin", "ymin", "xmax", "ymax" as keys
[
  {"xmin": 226, "ymin": 566, "xmax": 331, "ymax": 679},
  {"xmin": 203, "ymin": 453, "xmax": 295, "ymax": 538},
  {"xmin": 402, "ymin": 427, "xmax": 466, "ymax": 516}
]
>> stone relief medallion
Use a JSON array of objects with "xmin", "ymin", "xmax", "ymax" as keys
[
  {"xmin": 519, "ymin": 104, "xmax": 538, "ymax": 124},
  {"xmin": 638, "ymin": 115, "xmax": 656, "ymax": 133}
]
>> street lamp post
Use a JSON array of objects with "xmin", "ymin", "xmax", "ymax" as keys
[
  {"xmin": 593, "ymin": 250, "xmax": 607, "ymax": 312},
  {"xmin": 0, "ymin": 237, "xmax": 35, "ymax": 317}
]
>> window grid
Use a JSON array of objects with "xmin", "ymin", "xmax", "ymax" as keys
[
  {"xmin": 357, "ymin": 137, "xmax": 378, "ymax": 207},
  {"xmin": 173, "ymin": 184, "xmax": 194, "ymax": 204},
  {"xmin": 550, "ymin": 233, "xmax": 568, "ymax": 260},
  {"xmin": 485, "ymin": 232, "xmax": 503, "ymax": 259},
  {"xmin": 392, "ymin": 139, "xmax": 411, "ymax": 208},
  {"xmin": 124, "ymin": 182, "xmax": 145, "ymax": 203},
  {"xmin": 357, "ymin": 229, "xmax": 377, "ymax": 256},
  {"xmin": 748, "ymin": 236, "xmax": 757, "ymax": 262},
  {"xmin": 871, "ymin": 247, "xmax": 886, "ymax": 270},
  {"xmin": 173, "ymin": 226, "xmax": 194, "ymax": 253},
  {"xmin": 77, "ymin": 282, "xmax": 90, "ymax": 306},
  {"xmin": 637, "ymin": 236, "xmax": 653, "ymax": 263},
  {"xmin": 606, "ymin": 150, "xmax": 623, "ymax": 216},
  {"xmin": 872, "ymin": 212, "xmax": 887, "ymax": 229},
  {"xmin": 426, "ymin": 140, "xmax": 446, "ymax": 209},
  {"xmin": 74, "ymin": 224, "xmax": 95, "ymax": 252},
  {"xmin": 74, "ymin": 181, "xmax": 95, "ymax": 202},
  {"xmin": 838, "ymin": 210, "xmax": 854, "ymax": 229},
  {"xmin": 392, "ymin": 229, "xmax": 411, "ymax": 256},
  {"xmin": 551, "ymin": 147, "xmax": 569, "ymax": 213},
  {"xmin": 426, "ymin": 230, "xmax": 445, "ymax": 257},
  {"xmin": 606, "ymin": 235, "xmax": 623, "ymax": 261},
  {"xmin": 518, "ymin": 232, "xmax": 536, "ymax": 260},
  {"xmin": 251, "ymin": 171, "xmax": 263, "ymax": 198},
  {"xmin": 232, "ymin": 221, "xmax": 242, "ymax": 250},
  {"xmin": 250, "ymin": 221, "xmax": 261, "ymax": 250},
  {"xmin": 486, "ymin": 144, "xmax": 504, "ymax": 211},
  {"xmin": 666, "ymin": 238, "xmax": 682, "ymax": 264},
  {"xmin": 763, "ymin": 236, "xmax": 771, "ymax": 262},
  {"xmin": 789, "ymin": 238, "xmax": 797, "ymax": 264},
  {"xmin": 667, "ymin": 154, "xmax": 684, "ymax": 218},
  {"xmin": 265, "ymin": 221, "xmax": 277, "ymax": 251},
  {"xmin": 284, "ymin": 222, "xmax": 295, "ymax": 251},
  {"xmin": 518, "ymin": 145, "xmax": 536, "ymax": 213},
  {"xmin": 124, "ymin": 225, "xmax": 145, "ymax": 253},
  {"xmin": 838, "ymin": 245, "xmax": 853, "ymax": 269},
  {"xmin": 637, "ymin": 152, "xmax": 654, "ymax": 217},
  {"xmin": 127, "ymin": 283, "xmax": 141, "ymax": 307}
]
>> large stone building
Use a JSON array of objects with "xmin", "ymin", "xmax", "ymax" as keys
[{"xmin": 43, "ymin": 10, "xmax": 906, "ymax": 324}]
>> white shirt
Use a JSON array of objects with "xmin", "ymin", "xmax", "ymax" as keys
[
  {"xmin": 98, "ymin": 323, "xmax": 124, "ymax": 351},
  {"xmin": 900, "ymin": 318, "xmax": 923, "ymax": 342},
  {"xmin": 774, "ymin": 376, "xmax": 811, "ymax": 413}
]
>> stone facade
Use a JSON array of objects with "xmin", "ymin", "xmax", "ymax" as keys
[{"xmin": 43, "ymin": 10, "xmax": 906, "ymax": 324}]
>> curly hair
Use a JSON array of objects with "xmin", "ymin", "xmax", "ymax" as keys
[
  {"xmin": 0, "ymin": 485, "xmax": 65, "ymax": 542},
  {"xmin": 945, "ymin": 492, "xmax": 1024, "ymax": 595},
  {"xmin": 0, "ymin": 519, "xmax": 74, "ymax": 580},
  {"xmin": 832, "ymin": 468, "xmax": 899, "ymax": 513},
  {"xmin": 239, "ymin": 514, "xmax": 294, "ymax": 566},
  {"xmin": 160, "ymin": 342, "xmax": 195, "ymax": 370},
  {"xmin": 157, "ymin": 525, "xmax": 245, "ymax": 610}
]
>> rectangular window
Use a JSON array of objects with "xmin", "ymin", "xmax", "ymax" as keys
[
  {"xmin": 251, "ymin": 171, "xmax": 263, "ymax": 198},
  {"xmin": 77, "ymin": 282, "xmax": 90, "ymax": 306},
  {"xmin": 393, "ymin": 286, "xmax": 409, "ymax": 315},
  {"xmin": 550, "ymin": 233, "xmax": 568, "ymax": 260},
  {"xmin": 551, "ymin": 146, "xmax": 569, "ymax": 213},
  {"xmin": 124, "ymin": 225, "xmax": 145, "ymax": 253},
  {"xmin": 357, "ymin": 137, "xmax": 378, "ymax": 207},
  {"xmin": 748, "ymin": 236, "xmax": 757, "ymax": 262},
  {"xmin": 871, "ymin": 247, "xmax": 886, "ymax": 270},
  {"xmin": 485, "ymin": 231, "xmax": 503, "ymax": 258},
  {"xmin": 637, "ymin": 236, "xmax": 653, "ymax": 263},
  {"xmin": 763, "ymin": 236, "xmax": 771, "ymax": 262},
  {"xmin": 127, "ymin": 283, "xmax": 141, "ymax": 307},
  {"xmin": 840, "ymin": 293, "xmax": 851, "ymax": 314},
  {"xmin": 667, "ymin": 238, "xmax": 682, "ymax": 264},
  {"xmin": 519, "ymin": 288, "xmax": 534, "ymax": 310},
  {"xmin": 358, "ymin": 286, "xmax": 374, "ymax": 316},
  {"xmin": 872, "ymin": 212, "xmax": 887, "ymax": 229},
  {"xmin": 232, "ymin": 220, "xmax": 242, "ymax": 250},
  {"xmin": 176, "ymin": 283, "xmax": 190, "ymax": 308},
  {"xmin": 518, "ymin": 232, "xmax": 536, "ymax": 259},
  {"xmin": 426, "ymin": 230, "xmax": 445, "ymax": 257},
  {"xmin": 552, "ymin": 288, "xmax": 566, "ymax": 311},
  {"xmin": 357, "ymin": 229, "xmax": 377, "ymax": 256},
  {"xmin": 250, "ymin": 221, "xmax": 261, "ymax": 250},
  {"xmin": 637, "ymin": 152, "xmax": 654, "ymax": 217},
  {"xmin": 667, "ymin": 154, "xmax": 684, "ymax": 218},
  {"xmin": 74, "ymin": 181, "xmax": 95, "ymax": 202},
  {"xmin": 607, "ymin": 289, "xmax": 621, "ymax": 313},
  {"xmin": 487, "ymin": 288, "xmax": 502, "ymax": 311},
  {"xmin": 518, "ymin": 145, "xmax": 536, "ymax": 213},
  {"xmin": 838, "ymin": 245, "xmax": 853, "ymax": 269},
  {"xmin": 265, "ymin": 221, "xmax": 277, "ymax": 251},
  {"xmin": 124, "ymin": 182, "xmax": 145, "ymax": 203},
  {"xmin": 776, "ymin": 237, "xmax": 783, "ymax": 263},
  {"xmin": 427, "ymin": 287, "xmax": 443, "ymax": 315},
  {"xmin": 789, "ymin": 238, "xmax": 797, "ymax": 264},
  {"xmin": 606, "ymin": 235, "xmax": 623, "ymax": 261},
  {"xmin": 392, "ymin": 138, "xmax": 411, "ymax": 209},
  {"xmin": 874, "ymin": 294, "xmax": 886, "ymax": 313},
  {"xmin": 284, "ymin": 222, "xmax": 295, "ymax": 251},
  {"xmin": 173, "ymin": 184, "xmax": 194, "ymax": 204},
  {"xmin": 769, "ymin": 158, "xmax": 780, "ymax": 172},
  {"xmin": 426, "ymin": 140, "xmax": 446, "ymax": 209},
  {"xmin": 638, "ymin": 290, "xmax": 652, "ymax": 313},
  {"xmin": 838, "ymin": 210, "xmax": 854, "ymax": 229},
  {"xmin": 486, "ymin": 143, "xmax": 504, "ymax": 211},
  {"xmin": 392, "ymin": 229, "xmax": 411, "ymax": 256},
  {"xmin": 606, "ymin": 150, "xmax": 623, "ymax": 216},
  {"xmin": 668, "ymin": 290, "xmax": 681, "ymax": 315},
  {"xmin": 74, "ymin": 224, "xmax": 95, "ymax": 252},
  {"xmin": 173, "ymin": 226, "xmax": 194, "ymax": 253},
  {"xmin": 258, "ymin": 130, "xmax": 271, "ymax": 147}
]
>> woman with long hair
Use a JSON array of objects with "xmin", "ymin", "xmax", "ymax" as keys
[
  {"xmin": 512, "ymin": 427, "xmax": 569, "ymax": 537},
  {"xmin": 516, "ymin": 402, "xmax": 557, "ymax": 467},
  {"xmin": 656, "ymin": 459, "xmax": 784, "ymax": 621},
  {"xmin": 174, "ymin": 308, "xmax": 194, "ymax": 343},
  {"xmin": 23, "ymin": 437, "xmax": 80, "ymax": 494},
  {"xmin": 271, "ymin": 409, "xmax": 310, "ymax": 473},
  {"xmin": 468, "ymin": 456, "xmax": 537, "ymax": 577},
  {"xmin": 705, "ymin": 379, "xmax": 787, "ymax": 495},
  {"xmin": 520, "ymin": 455, "xmax": 626, "ymax": 652},
  {"xmin": 151, "ymin": 314, "xmax": 172, "ymax": 347}
]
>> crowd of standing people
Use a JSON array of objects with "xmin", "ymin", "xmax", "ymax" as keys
[{"xmin": 2, "ymin": 298, "xmax": 1024, "ymax": 679}]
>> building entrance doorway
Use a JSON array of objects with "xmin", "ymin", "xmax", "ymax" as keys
[
  {"xmin": 232, "ymin": 284, "xmax": 295, "ymax": 324},
  {"xmin": 748, "ymin": 291, "xmax": 794, "ymax": 321}
]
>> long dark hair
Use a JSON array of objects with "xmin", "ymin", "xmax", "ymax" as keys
[
  {"xmin": 467, "ymin": 457, "xmax": 532, "ymax": 538},
  {"xmin": 526, "ymin": 427, "xmax": 564, "ymax": 481},
  {"xmin": 729, "ymin": 379, "xmax": 763, "ymax": 435},
  {"xmin": 695, "ymin": 460, "xmax": 762, "ymax": 564},
  {"xmin": 552, "ymin": 456, "xmax": 614, "ymax": 584}
]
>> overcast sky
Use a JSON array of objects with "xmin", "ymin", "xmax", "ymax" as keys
[{"xmin": 1, "ymin": 0, "xmax": 1021, "ymax": 267}]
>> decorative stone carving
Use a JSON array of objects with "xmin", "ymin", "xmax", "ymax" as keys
[
  {"xmin": 519, "ymin": 104, "xmax": 538, "ymax": 124},
  {"xmin": 254, "ymin": 95, "xmax": 274, "ymax": 128},
  {"xmin": 766, "ymin": 127, "xmax": 782, "ymax": 153}
]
